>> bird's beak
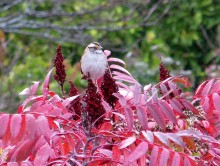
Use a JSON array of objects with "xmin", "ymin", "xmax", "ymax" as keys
[{"xmin": 99, "ymin": 46, "xmax": 103, "ymax": 50}]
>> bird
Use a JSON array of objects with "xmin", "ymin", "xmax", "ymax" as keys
[{"xmin": 81, "ymin": 42, "xmax": 107, "ymax": 82}]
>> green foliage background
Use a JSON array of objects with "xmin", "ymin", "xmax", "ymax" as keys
[{"xmin": 1, "ymin": 0, "xmax": 220, "ymax": 112}]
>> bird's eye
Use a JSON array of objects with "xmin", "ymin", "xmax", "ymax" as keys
[{"xmin": 88, "ymin": 47, "xmax": 96, "ymax": 52}]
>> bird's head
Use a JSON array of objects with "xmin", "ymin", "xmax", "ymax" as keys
[{"xmin": 86, "ymin": 42, "xmax": 103, "ymax": 53}]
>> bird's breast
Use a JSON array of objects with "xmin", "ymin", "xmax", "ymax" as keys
[{"xmin": 81, "ymin": 52, "xmax": 107, "ymax": 81}]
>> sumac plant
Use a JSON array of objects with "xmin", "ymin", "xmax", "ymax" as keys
[{"xmin": 1, "ymin": 45, "xmax": 220, "ymax": 166}]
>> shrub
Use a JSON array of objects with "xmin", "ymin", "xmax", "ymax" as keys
[{"xmin": 0, "ymin": 45, "xmax": 220, "ymax": 165}]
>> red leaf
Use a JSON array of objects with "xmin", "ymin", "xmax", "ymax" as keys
[
  {"xmin": 169, "ymin": 99, "xmax": 184, "ymax": 115},
  {"xmin": 173, "ymin": 77, "xmax": 191, "ymax": 88},
  {"xmin": 25, "ymin": 114, "xmax": 37, "ymax": 140},
  {"xmin": 118, "ymin": 135, "xmax": 136, "ymax": 149},
  {"xmin": 201, "ymin": 120, "xmax": 210, "ymax": 129},
  {"xmin": 177, "ymin": 130, "xmax": 199, "ymax": 137},
  {"xmin": 34, "ymin": 135, "xmax": 48, "ymax": 151},
  {"xmin": 104, "ymin": 50, "xmax": 111, "ymax": 56},
  {"xmin": 131, "ymin": 83, "xmax": 142, "ymax": 105},
  {"xmin": 147, "ymin": 103, "xmax": 166, "ymax": 130},
  {"xmin": 63, "ymin": 95, "xmax": 80, "ymax": 107},
  {"xmin": 59, "ymin": 139, "xmax": 70, "ymax": 155},
  {"xmin": 112, "ymin": 71, "xmax": 131, "ymax": 79},
  {"xmin": 159, "ymin": 148, "xmax": 170, "ymax": 166},
  {"xmin": 158, "ymin": 100, "xmax": 177, "ymax": 124},
  {"xmin": 142, "ymin": 131, "xmax": 154, "ymax": 143},
  {"xmin": 99, "ymin": 130, "xmax": 121, "ymax": 137},
  {"xmin": 36, "ymin": 116, "xmax": 51, "ymax": 139},
  {"xmin": 21, "ymin": 161, "xmax": 33, "ymax": 165},
  {"xmin": 180, "ymin": 99, "xmax": 199, "ymax": 114},
  {"xmin": 115, "ymin": 81, "xmax": 129, "ymax": 89},
  {"xmin": 97, "ymin": 149, "xmax": 112, "ymax": 158},
  {"xmin": 136, "ymin": 106, "xmax": 148, "ymax": 130},
  {"xmin": 9, "ymin": 139, "xmax": 33, "ymax": 161},
  {"xmin": 171, "ymin": 153, "xmax": 181, "ymax": 166},
  {"xmin": 19, "ymin": 81, "xmax": 40, "ymax": 96},
  {"xmin": 113, "ymin": 75, "xmax": 136, "ymax": 84},
  {"xmin": 177, "ymin": 130, "xmax": 217, "ymax": 143},
  {"xmin": 35, "ymin": 103, "xmax": 53, "ymax": 114},
  {"xmin": 42, "ymin": 68, "xmax": 54, "ymax": 95},
  {"xmin": 139, "ymin": 154, "xmax": 147, "ymax": 166},
  {"xmin": 200, "ymin": 79, "xmax": 214, "ymax": 96},
  {"xmin": 0, "ymin": 114, "xmax": 10, "ymax": 138},
  {"xmin": 17, "ymin": 105, "xmax": 23, "ymax": 114},
  {"xmin": 194, "ymin": 80, "xmax": 207, "ymax": 97},
  {"xmin": 149, "ymin": 146, "xmax": 159, "ymax": 166},
  {"xmin": 18, "ymin": 96, "xmax": 35, "ymax": 113},
  {"xmin": 154, "ymin": 132, "xmax": 169, "ymax": 146},
  {"xmin": 113, "ymin": 93, "xmax": 126, "ymax": 107},
  {"xmin": 213, "ymin": 93, "xmax": 220, "ymax": 111},
  {"xmin": 112, "ymin": 112, "xmax": 126, "ymax": 120},
  {"xmin": 29, "ymin": 100, "xmax": 43, "ymax": 112},
  {"xmin": 195, "ymin": 79, "xmax": 215, "ymax": 97},
  {"xmin": 5, "ymin": 162, "xmax": 19, "ymax": 166},
  {"xmin": 167, "ymin": 81, "xmax": 179, "ymax": 96},
  {"xmin": 184, "ymin": 157, "xmax": 191, "ymax": 166},
  {"xmin": 110, "ymin": 64, "xmax": 132, "ymax": 76},
  {"xmin": 160, "ymin": 83, "xmax": 169, "ymax": 96},
  {"xmin": 34, "ymin": 143, "xmax": 51, "ymax": 165},
  {"xmin": 102, "ymin": 100, "xmax": 112, "ymax": 113},
  {"xmin": 112, "ymin": 146, "xmax": 121, "ymax": 165},
  {"xmin": 124, "ymin": 107, "xmax": 134, "ymax": 131},
  {"xmin": 185, "ymin": 156, "xmax": 197, "ymax": 166},
  {"xmin": 124, "ymin": 141, "xmax": 148, "ymax": 164},
  {"xmin": 150, "ymin": 87, "xmax": 159, "ymax": 103},
  {"xmin": 49, "ymin": 93, "xmax": 62, "ymax": 102},
  {"xmin": 210, "ymin": 79, "xmax": 220, "ymax": 94},
  {"xmin": 10, "ymin": 114, "xmax": 22, "ymax": 139},
  {"xmin": 87, "ymin": 160, "xmax": 110, "ymax": 166},
  {"xmin": 166, "ymin": 133, "xmax": 185, "ymax": 147},
  {"xmin": 201, "ymin": 96, "xmax": 210, "ymax": 112},
  {"xmin": 108, "ymin": 57, "xmax": 126, "ymax": 66}
]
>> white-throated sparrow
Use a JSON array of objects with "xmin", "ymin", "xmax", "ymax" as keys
[{"xmin": 81, "ymin": 42, "xmax": 107, "ymax": 82}]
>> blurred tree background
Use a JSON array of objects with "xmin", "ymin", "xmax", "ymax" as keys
[{"xmin": 0, "ymin": 0, "xmax": 220, "ymax": 112}]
